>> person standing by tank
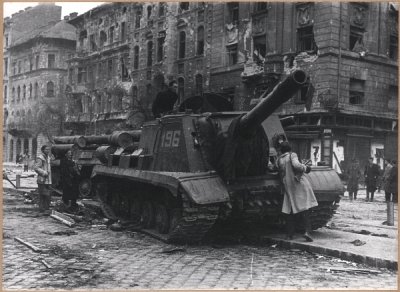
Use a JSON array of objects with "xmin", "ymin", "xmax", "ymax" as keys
[
  {"xmin": 60, "ymin": 149, "xmax": 80, "ymax": 211},
  {"xmin": 151, "ymin": 80, "xmax": 179, "ymax": 118},
  {"xmin": 33, "ymin": 145, "xmax": 54, "ymax": 214},
  {"xmin": 364, "ymin": 157, "xmax": 380, "ymax": 202},
  {"xmin": 346, "ymin": 158, "xmax": 361, "ymax": 201},
  {"xmin": 382, "ymin": 159, "xmax": 394, "ymax": 202},
  {"xmin": 277, "ymin": 141, "xmax": 317, "ymax": 242}
]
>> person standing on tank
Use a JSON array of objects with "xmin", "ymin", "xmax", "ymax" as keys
[
  {"xmin": 364, "ymin": 157, "xmax": 380, "ymax": 202},
  {"xmin": 346, "ymin": 158, "xmax": 362, "ymax": 201},
  {"xmin": 33, "ymin": 145, "xmax": 54, "ymax": 215},
  {"xmin": 277, "ymin": 141, "xmax": 317, "ymax": 242},
  {"xmin": 60, "ymin": 149, "xmax": 81, "ymax": 211},
  {"xmin": 152, "ymin": 80, "xmax": 179, "ymax": 118}
]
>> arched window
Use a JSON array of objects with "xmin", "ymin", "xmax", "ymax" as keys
[
  {"xmin": 179, "ymin": 31, "xmax": 186, "ymax": 59},
  {"xmin": 178, "ymin": 77, "xmax": 185, "ymax": 103},
  {"xmin": 4, "ymin": 85, "xmax": 7, "ymax": 104},
  {"xmin": 132, "ymin": 86, "xmax": 138, "ymax": 107},
  {"xmin": 12, "ymin": 87, "xmax": 15, "ymax": 103},
  {"xmin": 17, "ymin": 86, "xmax": 21, "ymax": 102},
  {"xmin": 197, "ymin": 26, "xmax": 204, "ymax": 55},
  {"xmin": 99, "ymin": 30, "xmax": 107, "ymax": 47},
  {"xmin": 34, "ymin": 82, "xmax": 39, "ymax": 99},
  {"xmin": 29, "ymin": 84, "xmax": 32, "ymax": 99},
  {"xmin": 134, "ymin": 46, "xmax": 139, "ymax": 69},
  {"xmin": 147, "ymin": 41, "xmax": 153, "ymax": 67},
  {"xmin": 23, "ymin": 85, "xmax": 26, "ymax": 99},
  {"xmin": 147, "ymin": 5, "xmax": 152, "ymax": 18},
  {"xmin": 158, "ymin": 3, "xmax": 165, "ymax": 16},
  {"xmin": 195, "ymin": 74, "xmax": 203, "ymax": 95},
  {"xmin": 46, "ymin": 81, "xmax": 54, "ymax": 97}
]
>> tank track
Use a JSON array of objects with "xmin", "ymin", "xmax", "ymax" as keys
[{"xmin": 309, "ymin": 201, "xmax": 338, "ymax": 230}]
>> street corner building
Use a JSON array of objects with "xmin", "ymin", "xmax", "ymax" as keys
[{"xmin": 3, "ymin": 2, "xmax": 398, "ymax": 172}]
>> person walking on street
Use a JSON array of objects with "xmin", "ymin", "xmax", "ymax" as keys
[
  {"xmin": 33, "ymin": 145, "xmax": 54, "ymax": 214},
  {"xmin": 382, "ymin": 159, "xmax": 394, "ymax": 202},
  {"xmin": 364, "ymin": 157, "xmax": 380, "ymax": 202},
  {"xmin": 347, "ymin": 158, "xmax": 361, "ymax": 201},
  {"xmin": 277, "ymin": 141, "xmax": 318, "ymax": 242},
  {"xmin": 60, "ymin": 149, "xmax": 80, "ymax": 211}
]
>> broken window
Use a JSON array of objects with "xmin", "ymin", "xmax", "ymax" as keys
[
  {"xmin": 159, "ymin": 3, "xmax": 165, "ymax": 17},
  {"xmin": 4, "ymin": 58, "xmax": 8, "ymax": 76},
  {"xmin": 179, "ymin": 2, "xmax": 189, "ymax": 12},
  {"xmin": 253, "ymin": 35, "xmax": 266, "ymax": 63},
  {"xmin": 109, "ymin": 27, "xmax": 114, "ymax": 44},
  {"xmin": 349, "ymin": 78, "xmax": 365, "ymax": 105},
  {"xmin": 147, "ymin": 5, "xmax": 152, "ymax": 18},
  {"xmin": 29, "ymin": 84, "xmax": 32, "ymax": 98},
  {"xmin": 4, "ymin": 86, "xmax": 7, "ymax": 104},
  {"xmin": 34, "ymin": 83, "xmax": 39, "ymax": 99},
  {"xmin": 297, "ymin": 26, "xmax": 316, "ymax": 52},
  {"xmin": 227, "ymin": 2, "xmax": 239, "ymax": 25},
  {"xmin": 147, "ymin": 41, "xmax": 153, "ymax": 67},
  {"xmin": 48, "ymin": 54, "xmax": 55, "ymax": 68},
  {"xmin": 135, "ymin": 9, "xmax": 142, "ymax": 29},
  {"xmin": 100, "ymin": 31, "xmax": 107, "ymax": 47},
  {"xmin": 78, "ymin": 67, "xmax": 86, "ymax": 84},
  {"xmin": 11, "ymin": 87, "xmax": 15, "ymax": 103},
  {"xmin": 79, "ymin": 30, "xmax": 87, "ymax": 48},
  {"xmin": 295, "ymin": 79, "xmax": 312, "ymax": 104},
  {"xmin": 121, "ymin": 22, "xmax": 126, "ymax": 42},
  {"xmin": 157, "ymin": 34, "xmax": 165, "ymax": 62},
  {"xmin": 46, "ymin": 81, "xmax": 54, "ymax": 97},
  {"xmin": 349, "ymin": 25, "xmax": 364, "ymax": 51},
  {"xmin": 90, "ymin": 34, "xmax": 97, "ymax": 51},
  {"xmin": 35, "ymin": 55, "xmax": 39, "ymax": 69},
  {"xmin": 23, "ymin": 85, "xmax": 26, "ymax": 100},
  {"xmin": 227, "ymin": 44, "xmax": 238, "ymax": 65},
  {"xmin": 134, "ymin": 46, "xmax": 139, "ymax": 69},
  {"xmin": 17, "ymin": 86, "xmax": 20, "ymax": 102},
  {"xmin": 197, "ymin": 26, "xmax": 204, "ymax": 55},
  {"xmin": 178, "ymin": 77, "xmax": 185, "ymax": 103},
  {"xmin": 179, "ymin": 31, "xmax": 186, "ymax": 59},
  {"xmin": 195, "ymin": 74, "xmax": 203, "ymax": 96},
  {"xmin": 121, "ymin": 55, "xmax": 129, "ymax": 81}
]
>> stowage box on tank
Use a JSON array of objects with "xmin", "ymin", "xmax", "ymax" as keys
[{"xmin": 84, "ymin": 69, "xmax": 344, "ymax": 244}]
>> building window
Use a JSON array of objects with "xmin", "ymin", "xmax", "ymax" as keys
[
  {"xmin": 88, "ymin": 65, "xmax": 94, "ymax": 84},
  {"xmin": 255, "ymin": 2, "xmax": 268, "ymax": 12},
  {"xmin": 17, "ymin": 86, "xmax": 20, "ymax": 102},
  {"xmin": 4, "ymin": 86, "xmax": 7, "ymax": 104},
  {"xmin": 34, "ymin": 83, "xmax": 39, "ymax": 99},
  {"xmin": 157, "ymin": 35, "xmax": 165, "ymax": 62},
  {"xmin": 99, "ymin": 31, "xmax": 107, "ymax": 47},
  {"xmin": 121, "ymin": 22, "xmax": 126, "ymax": 42},
  {"xmin": 253, "ymin": 35, "xmax": 266, "ymax": 63},
  {"xmin": 107, "ymin": 59, "xmax": 113, "ymax": 80},
  {"xmin": 46, "ymin": 81, "xmax": 54, "ymax": 97},
  {"xmin": 349, "ymin": 25, "xmax": 364, "ymax": 51},
  {"xmin": 12, "ymin": 62, "xmax": 16, "ymax": 75},
  {"xmin": 90, "ymin": 34, "xmax": 97, "ymax": 51},
  {"xmin": 227, "ymin": 2, "xmax": 239, "ymax": 24},
  {"xmin": 195, "ymin": 74, "xmax": 203, "ymax": 96},
  {"xmin": 69, "ymin": 68, "xmax": 73, "ymax": 84},
  {"xmin": 147, "ymin": 41, "xmax": 153, "ymax": 67},
  {"xmin": 158, "ymin": 3, "xmax": 165, "ymax": 17},
  {"xmin": 79, "ymin": 30, "xmax": 87, "ymax": 48},
  {"xmin": 297, "ymin": 26, "xmax": 315, "ymax": 52},
  {"xmin": 29, "ymin": 84, "xmax": 32, "ymax": 98},
  {"xmin": 147, "ymin": 5, "xmax": 152, "ymax": 18},
  {"xmin": 48, "ymin": 54, "xmax": 55, "ymax": 68},
  {"xmin": 29, "ymin": 57, "xmax": 33, "ymax": 71},
  {"xmin": 135, "ymin": 9, "xmax": 142, "ymax": 29},
  {"xmin": 179, "ymin": 31, "xmax": 186, "ymax": 59},
  {"xmin": 18, "ymin": 61, "xmax": 21, "ymax": 74},
  {"xmin": 133, "ymin": 46, "xmax": 139, "ymax": 69},
  {"xmin": 23, "ymin": 85, "xmax": 26, "ymax": 100},
  {"xmin": 178, "ymin": 77, "xmax": 184, "ymax": 103},
  {"xmin": 78, "ymin": 67, "xmax": 86, "ymax": 84},
  {"xmin": 179, "ymin": 2, "xmax": 189, "ymax": 12},
  {"xmin": 227, "ymin": 44, "xmax": 238, "ymax": 65},
  {"xmin": 5, "ymin": 35, "xmax": 8, "ymax": 47},
  {"xmin": 389, "ymin": 35, "xmax": 398, "ymax": 60},
  {"xmin": 35, "ymin": 55, "xmax": 39, "ymax": 69},
  {"xmin": 109, "ymin": 26, "xmax": 114, "ymax": 44},
  {"xmin": 121, "ymin": 55, "xmax": 129, "ymax": 81},
  {"xmin": 132, "ymin": 86, "xmax": 138, "ymax": 107},
  {"xmin": 4, "ymin": 58, "xmax": 8, "ymax": 76},
  {"xmin": 106, "ymin": 93, "xmax": 112, "ymax": 112},
  {"xmin": 12, "ymin": 87, "xmax": 15, "ymax": 103},
  {"xmin": 197, "ymin": 26, "xmax": 204, "ymax": 55},
  {"xmin": 349, "ymin": 78, "xmax": 365, "ymax": 105}
]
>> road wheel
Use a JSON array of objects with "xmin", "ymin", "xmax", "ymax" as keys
[
  {"xmin": 141, "ymin": 201, "xmax": 155, "ymax": 228},
  {"xmin": 78, "ymin": 178, "xmax": 92, "ymax": 198},
  {"xmin": 155, "ymin": 204, "xmax": 170, "ymax": 234},
  {"xmin": 169, "ymin": 208, "xmax": 182, "ymax": 233}
]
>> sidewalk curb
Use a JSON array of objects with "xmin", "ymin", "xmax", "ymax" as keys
[{"xmin": 261, "ymin": 236, "xmax": 398, "ymax": 271}]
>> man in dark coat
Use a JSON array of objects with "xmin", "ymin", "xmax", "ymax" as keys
[
  {"xmin": 60, "ymin": 149, "xmax": 80, "ymax": 210},
  {"xmin": 364, "ymin": 157, "xmax": 380, "ymax": 202},
  {"xmin": 346, "ymin": 158, "xmax": 361, "ymax": 201},
  {"xmin": 152, "ymin": 81, "xmax": 178, "ymax": 118},
  {"xmin": 386, "ymin": 160, "xmax": 398, "ymax": 203}
]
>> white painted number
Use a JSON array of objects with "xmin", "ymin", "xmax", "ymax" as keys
[{"xmin": 162, "ymin": 130, "xmax": 181, "ymax": 147}]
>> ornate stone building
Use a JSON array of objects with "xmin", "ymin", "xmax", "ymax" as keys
[{"xmin": 3, "ymin": 3, "xmax": 76, "ymax": 162}]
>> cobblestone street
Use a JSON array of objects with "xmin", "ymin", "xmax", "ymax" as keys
[{"xmin": 3, "ymin": 189, "xmax": 397, "ymax": 290}]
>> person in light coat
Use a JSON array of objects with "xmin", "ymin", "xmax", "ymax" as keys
[{"xmin": 277, "ymin": 141, "xmax": 318, "ymax": 242}]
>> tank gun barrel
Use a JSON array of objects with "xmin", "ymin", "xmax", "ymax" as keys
[{"xmin": 239, "ymin": 70, "xmax": 307, "ymax": 134}]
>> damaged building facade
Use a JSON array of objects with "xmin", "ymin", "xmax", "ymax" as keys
[
  {"xmin": 3, "ymin": 4, "xmax": 76, "ymax": 162},
  {"xmin": 64, "ymin": 2, "xmax": 397, "ymax": 171},
  {"xmin": 207, "ymin": 2, "xmax": 398, "ymax": 172}
]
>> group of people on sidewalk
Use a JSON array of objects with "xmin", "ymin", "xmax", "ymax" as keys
[
  {"xmin": 346, "ymin": 157, "xmax": 397, "ymax": 203},
  {"xmin": 33, "ymin": 145, "xmax": 81, "ymax": 215}
]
